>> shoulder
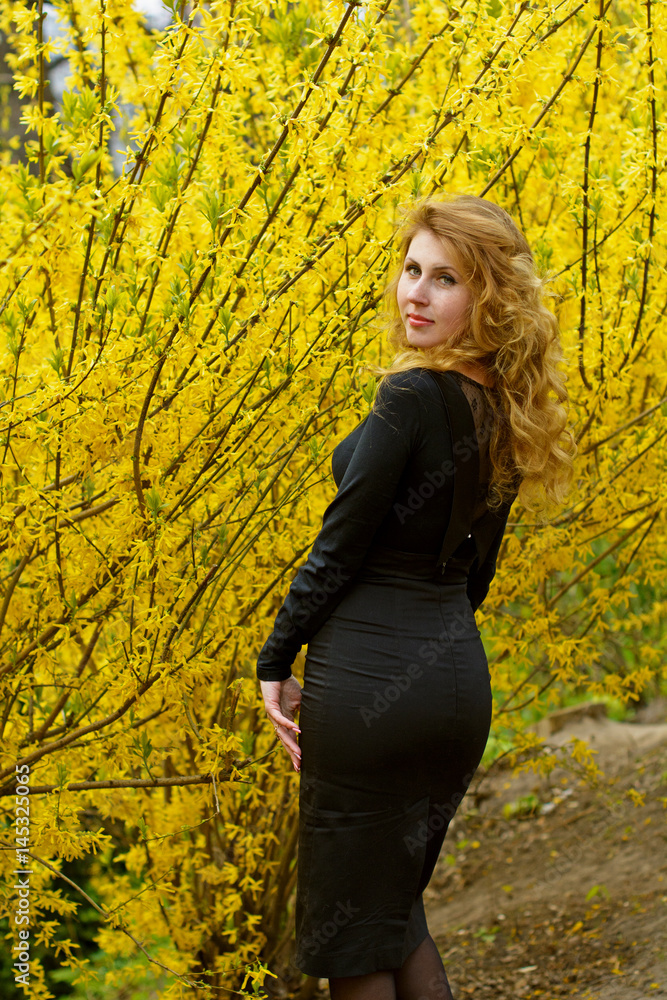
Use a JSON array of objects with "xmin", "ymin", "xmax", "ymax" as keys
[
  {"xmin": 370, "ymin": 367, "xmax": 445, "ymax": 438},
  {"xmin": 375, "ymin": 367, "xmax": 442, "ymax": 409}
]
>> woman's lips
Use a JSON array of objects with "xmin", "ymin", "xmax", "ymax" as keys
[{"xmin": 407, "ymin": 313, "xmax": 434, "ymax": 326}]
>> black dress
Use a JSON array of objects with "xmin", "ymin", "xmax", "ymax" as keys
[{"xmin": 257, "ymin": 368, "xmax": 512, "ymax": 979}]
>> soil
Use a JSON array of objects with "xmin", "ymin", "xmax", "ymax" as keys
[{"xmin": 305, "ymin": 701, "xmax": 667, "ymax": 1000}]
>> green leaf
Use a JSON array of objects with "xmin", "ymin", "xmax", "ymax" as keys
[
  {"xmin": 197, "ymin": 190, "xmax": 225, "ymax": 233},
  {"xmin": 105, "ymin": 285, "xmax": 123, "ymax": 312},
  {"xmin": 71, "ymin": 148, "xmax": 102, "ymax": 183},
  {"xmin": 47, "ymin": 346, "xmax": 64, "ymax": 376},
  {"xmin": 361, "ymin": 378, "xmax": 377, "ymax": 406},
  {"xmin": 146, "ymin": 486, "xmax": 167, "ymax": 518},
  {"xmin": 585, "ymin": 884, "xmax": 610, "ymax": 901}
]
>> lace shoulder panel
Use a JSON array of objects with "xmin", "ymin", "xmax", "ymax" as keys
[{"xmin": 448, "ymin": 370, "xmax": 497, "ymax": 520}]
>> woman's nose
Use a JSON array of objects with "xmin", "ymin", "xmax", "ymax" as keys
[{"xmin": 407, "ymin": 278, "xmax": 428, "ymax": 303}]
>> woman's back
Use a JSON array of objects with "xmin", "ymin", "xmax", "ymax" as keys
[{"xmin": 331, "ymin": 368, "xmax": 498, "ymax": 557}]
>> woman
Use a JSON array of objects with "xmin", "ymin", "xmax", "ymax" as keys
[{"xmin": 257, "ymin": 195, "xmax": 573, "ymax": 999}]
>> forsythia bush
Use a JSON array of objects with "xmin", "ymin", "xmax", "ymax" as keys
[{"xmin": 0, "ymin": 0, "xmax": 664, "ymax": 995}]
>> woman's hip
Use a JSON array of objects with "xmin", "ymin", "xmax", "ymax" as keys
[{"xmin": 300, "ymin": 580, "xmax": 492, "ymax": 786}]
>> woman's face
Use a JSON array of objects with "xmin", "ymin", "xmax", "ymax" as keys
[{"xmin": 396, "ymin": 229, "xmax": 472, "ymax": 349}]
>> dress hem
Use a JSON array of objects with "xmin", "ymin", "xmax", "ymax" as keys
[{"xmin": 296, "ymin": 926, "xmax": 430, "ymax": 979}]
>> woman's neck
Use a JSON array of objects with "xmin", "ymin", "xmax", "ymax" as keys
[{"xmin": 452, "ymin": 362, "xmax": 494, "ymax": 387}]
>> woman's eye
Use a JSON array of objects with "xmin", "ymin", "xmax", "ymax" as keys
[
  {"xmin": 439, "ymin": 273, "xmax": 456, "ymax": 286},
  {"xmin": 406, "ymin": 264, "xmax": 420, "ymax": 276}
]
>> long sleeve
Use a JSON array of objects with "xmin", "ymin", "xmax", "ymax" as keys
[{"xmin": 256, "ymin": 372, "xmax": 430, "ymax": 681}]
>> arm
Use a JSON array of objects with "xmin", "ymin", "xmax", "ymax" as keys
[{"xmin": 256, "ymin": 372, "xmax": 429, "ymax": 681}]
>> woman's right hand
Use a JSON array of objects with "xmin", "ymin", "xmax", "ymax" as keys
[{"xmin": 260, "ymin": 677, "xmax": 302, "ymax": 771}]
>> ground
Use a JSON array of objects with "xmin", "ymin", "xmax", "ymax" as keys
[{"xmin": 303, "ymin": 701, "xmax": 667, "ymax": 1000}]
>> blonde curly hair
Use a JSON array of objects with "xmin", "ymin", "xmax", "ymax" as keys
[{"xmin": 377, "ymin": 195, "xmax": 575, "ymax": 510}]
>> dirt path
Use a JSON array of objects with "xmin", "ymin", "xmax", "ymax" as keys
[{"xmin": 424, "ymin": 708, "xmax": 667, "ymax": 999}]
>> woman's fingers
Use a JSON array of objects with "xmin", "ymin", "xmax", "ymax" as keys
[
  {"xmin": 273, "ymin": 724, "xmax": 301, "ymax": 771},
  {"xmin": 268, "ymin": 707, "xmax": 300, "ymax": 732},
  {"xmin": 259, "ymin": 677, "xmax": 302, "ymax": 770}
]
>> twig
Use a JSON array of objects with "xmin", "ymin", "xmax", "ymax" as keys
[
  {"xmin": 18, "ymin": 773, "xmax": 223, "ymax": 795},
  {"xmin": 26, "ymin": 852, "xmax": 202, "ymax": 988},
  {"xmin": 577, "ymin": 0, "xmax": 605, "ymax": 392},
  {"xmin": 480, "ymin": 4, "xmax": 612, "ymax": 196},
  {"xmin": 582, "ymin": 394, "xmax": 667, "ymax": 454},
  {"xmin": 546, "ymin": 511, "xmax": 657, "ymax": 608},
  {"xmin": 0, "ymin": 544, "xmax": 34, "ymax": 641}
]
